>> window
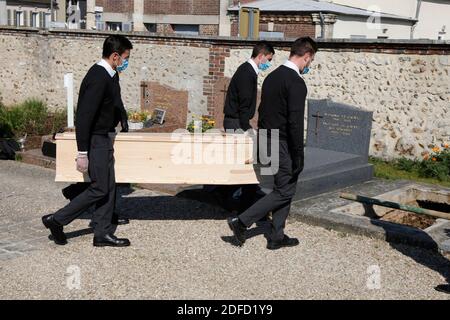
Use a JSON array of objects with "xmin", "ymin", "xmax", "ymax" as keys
[
  {"xmin": 95, "ymin": 11, "xmax": 104, "ymax": 30},
  {"xmin": 15, "ymin": 11, "xmax": 23, "ymax": 27},
  {"xmin": 259, "ymin": 31, "xmax": 284, "ymax": 39},
  {"xmin": 96, "ymin": 21, "xmax": 105, "ymax": 30},
  {"xmin": 350, "ymin": 35, "xmax": 367, "ymax": 39},
  {"xmin": 145, "ymin": 23, "xmax": 157, "ymax": 33},
  {"xmin": 31, "ymin": 12, "xmax": 39, "ymax": 28},
  {"xmin": 107, "ymin": 22, "xmax": 122, "ymax": 31},
  {"xmin": 122, "ymin": 23, "xmax": 132, "ymax": 32},
  {"xmin": 172, "ymin": 24, "xmax": 199, "ymax": 36},
  {"xmin": 7, "ymin": 9, "xmax": 12, "ymax": 26},
  {"xmin": 44, "ymin": 12, "xmax": 51, "ymax": 28}
]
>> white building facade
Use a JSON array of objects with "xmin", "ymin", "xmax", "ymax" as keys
[{"xmin": 328, "ymin": 0, "xmax": 450, "ymax": 40}]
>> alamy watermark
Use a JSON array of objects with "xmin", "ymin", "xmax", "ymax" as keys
[
  {"xmin": 66, "ymin": 265, "xmax": 81, "ymax": 290},
  {"xmin": 366, "ymin": 265, "xmax": 381, "ymax": 290},
  {"xmin": 169, "ymin": 125, "xmax": 280, "ymax": 176}
]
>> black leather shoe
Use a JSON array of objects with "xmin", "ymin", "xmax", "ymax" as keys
[
  {"xmin": 93, "ymin": 234, "xmax": 130, "ymax": 247},
  {"xmin": 267, "ymin": 235, "xmax": 299, "ymax": 250},
  {"xmin": 42, "ymin": 214, "xmax": 67, "ymax": 245},
  {"xmin": 435, "ymin": 284, "xmax": 450, "ymax": 294},
  {"xmin": 227, "ymin": 217, "xmax": 247, "ymax": 246}
]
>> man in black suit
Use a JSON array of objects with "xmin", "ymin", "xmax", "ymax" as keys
[
  {"xmin": 228, "ymin": 37, "xmax": 318, "ymax": 250},
  {"xmin": 221, "ymin": 41, "xmax": 275, "ymax": 213},
  {"xmin": 61, "ymin": 70, "xmax": 130, "ymax": 226},
  {"xmin": 42, "ymin": 35, "xmax": 133, "ymax": 247},
  {"xmin": 223, "ymin": 41, "xmax": 274, "ymax": 132}
]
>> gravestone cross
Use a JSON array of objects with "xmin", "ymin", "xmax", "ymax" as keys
[
  {"xmin": 311, "ymin": 111, "xmax": 324, "ymax": 137},
  {"xmin": 140, "ymin": 82, "xmax": 148, "ymax": 99}
]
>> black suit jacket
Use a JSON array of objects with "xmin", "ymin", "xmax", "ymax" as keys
[
  {"xmin": 258, "ymin": 65, "xmax": 307, "ymax": 167},
  {"xmin": 112, "ymin": 73, "xmax": 128, "ymax": 131},
  {"xmin": 223, "ymin": 62, "xmax": 258, "ymax": 131},
  {"xmin": 75, "ymin": 64, "xmax": 118, "ymax": 151}
]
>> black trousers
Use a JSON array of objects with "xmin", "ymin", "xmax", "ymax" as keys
[
  {"xmin": 239, "ymin": 139, "xmax": 300, "ymax": 241},
  {"xmin": 221, "ymin": 117, "xmax": 259, "ymax": 213},
  {"xmin": 54, "ymin": 135, "xmax": 116, "ymax": 237}
]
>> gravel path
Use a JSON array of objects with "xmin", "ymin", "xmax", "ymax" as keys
[{"xmin": 0, "ymin": 160, "xmax": 449, "ymax": 299}]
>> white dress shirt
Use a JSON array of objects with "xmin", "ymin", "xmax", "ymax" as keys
[
  {"xmin": 283, "ymin": 60, "xmax": 301, "ymax": 77},
  {"xmin": 97, "ymin": 59, "xmax": 116, "ymax": 78},
  {"xmin": 247, "ymin": 58, "xmax": 259, "ymax": 75}
]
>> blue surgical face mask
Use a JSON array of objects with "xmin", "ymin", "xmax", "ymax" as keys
[
  {"xmin": 117, "ymin": 58, "xmax": 129, "ymax": 73},
  {"xmin": 302, "ymin": 67, "xmax": 310, "ymax": 75},
  {"xmin": 259, "ymin": 61, "xmax": 271, "ymax": 72}
]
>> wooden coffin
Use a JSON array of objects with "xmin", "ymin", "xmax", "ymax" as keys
[{"xmin": 55, "ymin": 132, "xmax": 258, "ymax": 185}]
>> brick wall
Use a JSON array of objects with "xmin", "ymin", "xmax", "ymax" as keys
[
  {"xmin": 96, "ymin": 0, "xmax": 134, "ymax": 13},
  {"xmin": 156, "ymin": 24, "xmax": 219, "ymax": 36},
  {"xmin": 230, "ymin": 13, "xmax": 316, "ymax": 38},
  {"xmin": 200, "ymin": 25, "xmax": 220, "ymax": 36},
  {"xmin": 144, "ymin": 0, "xmax": 220, "ymax": 15},
  {"xmin": 203, "ymin": 46, "xmax": 230, "ymax": 117},
  {"xmin": 156, "ymin": 24, "xmax": 174, "ymax": 34}
]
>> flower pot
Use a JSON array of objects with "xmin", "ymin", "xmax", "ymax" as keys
[{"xmin": 128, "ymin": 121, "xmax": 144, "ymax": 131}]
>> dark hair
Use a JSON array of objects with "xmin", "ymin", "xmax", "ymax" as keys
[
  {"xmin": 102, "ymin": 35, "xmax": 133, "ymax": 58},
  {"xmin": 251, "ymin": 41, "xmax": 275, "ymax": 58},
  {"xmin": 290, "ymin": 37, "xmax": 318, "ymax": 58}
]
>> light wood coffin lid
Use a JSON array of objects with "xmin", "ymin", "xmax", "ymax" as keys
[{"xmin": 55, "ymin": 132, "xmax": 259, "ymax": 185}]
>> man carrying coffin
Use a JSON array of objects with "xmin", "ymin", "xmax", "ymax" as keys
[
  {"xmin": 221, "ymin": 41, "xmax": 275, "ymax": 213},
  {"xmin": 42, "ymin": 35, "xmax": 133, "ymax": 247},
  {"xmin": 228, "ymin": 37, "xmax": 318, "ymax": 250}
]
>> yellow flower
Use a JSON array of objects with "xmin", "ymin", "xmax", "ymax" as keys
[
  {"xmin": 432, "ymin": 157, "xmax": 437, "ymax": 162},
  {"xmin": 444, "ymin": 144, "xmax": 449, "ymax": 149},
  {"xmin": 432, "ymin": 147, "xmax": 440, "ymax": 153}
]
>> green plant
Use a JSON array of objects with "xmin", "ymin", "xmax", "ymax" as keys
[
  {"xmin": 418, "ymin": 145, "xmax": 450, "ymax": 182},
  {"xmin": 393, "ymin": 157, "xmax": 419, "ymax": 172},
  {"xmin": 0, "ymin": 103, "xmax": 14, "ymax": 138},
  {"xmin": 1, "ymin": 99, "xmax": 47, "ymax": 137},
  {"xmin": 0, "ymin": 99, "xmax": 67, "ymax": 138},
  {"xmin": 128, "ymin": 111, "xmax": 150, "ymax": 122},
  {"xmin": 187, "ymin": 115, "xmax": 215, "ymax": 133},
  {"xmin": 369, "ymin": 156, "xmax": 450, "ymax": 188},
  {"xmin": 46, "ymin": 108, "xmax": 67, "ymax": 134}
]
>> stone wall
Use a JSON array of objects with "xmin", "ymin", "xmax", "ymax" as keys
[
  {"xmin": 225, "ymin": 49, "xmax": 450, "ymax": 160},
  {"xmin": 0, "ymin": 28, "xmax": 210, "ymax": 120},
  {"xmin": 0, "ymin": 27, "xmax": 449, "ymax": 160}
]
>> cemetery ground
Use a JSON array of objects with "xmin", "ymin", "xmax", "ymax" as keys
[{"xmin": 1, "ymin": 160, "xmax": 449, "ymax": 300}]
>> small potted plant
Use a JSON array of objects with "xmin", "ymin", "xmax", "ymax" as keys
[
  {"xmin": 127, "ymin": 111, "xmax": 151, "ymax": 131},
  {"xmin": 187, "ymin": 115, "xmax": 216, "ymax": 133}
]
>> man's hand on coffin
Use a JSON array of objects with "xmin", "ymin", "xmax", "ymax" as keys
[
  {"xmin": 120, "ymin": 117, "xmax": 129, "ymax": 132},
  {"xmin": 76, "ymin": 154, "xmax": 89, "ymax": 173},
  {"xmin": 291, "ymin": 156, "xmax": 304, "ymax": 179},
  {"xmin": 120, "ymin": 109, "xmax": 129, "ymax": 132}
]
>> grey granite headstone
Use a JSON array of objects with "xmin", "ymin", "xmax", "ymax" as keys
[
  {"xmin": 259, "ymin": 99, "xmax": 375, "ymax": 200},
  {"xmin": 306, "ymin": 99, "xmax": 373, "ymax": 159}
]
